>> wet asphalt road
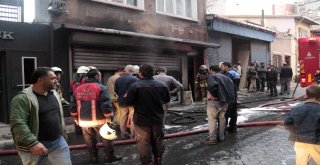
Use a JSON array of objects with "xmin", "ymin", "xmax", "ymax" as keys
[{"xmin": 0, "ymin": 96, "xmax": 312, "ymax": 165}]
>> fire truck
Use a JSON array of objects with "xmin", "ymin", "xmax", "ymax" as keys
[{"xmin": 298, "ymin": 37, "xmax": 320, "ymax": 87}]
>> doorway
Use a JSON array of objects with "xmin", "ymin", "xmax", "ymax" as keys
[{"xmin": 0, "ymin": 51, "xmax": 8, "ymax": 123}]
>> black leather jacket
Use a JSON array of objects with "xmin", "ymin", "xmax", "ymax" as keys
[{"xmin": 207, "ymin": 73, "xmax": 235, "ymax": 103}]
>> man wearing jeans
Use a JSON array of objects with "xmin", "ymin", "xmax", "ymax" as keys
[
  {"xmin": 203, "ymin": 65, "xmax": 235, "ymax": 145},
  {"xmin": 10, "ymin": 67, "xmax": 72, "ymax": 165},
  {"xmin": 124, "ymin": 64, "xmax": 170, "ymax": 165}
]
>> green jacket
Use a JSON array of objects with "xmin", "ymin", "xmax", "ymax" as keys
[{"xmin": 10, "ymin": 85, "xmax": 66, "ymax": 151}]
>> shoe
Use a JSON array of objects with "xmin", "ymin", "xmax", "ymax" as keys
[
  {"xmin": 154, "ymin": 156, "xmax": 162, "ymax": 165},
  {"xmin": 202, "ymin": 139, "xmax": 217, "ymax": 145},
  {"xmin": 227, "ymin": 127, "xmax": 237, "ymax": 133},
  {"xmin": 218, "ymin": 137, "xmax": 225, "ymax": 142},
  {"xmin": 104, "ymin": 155, "xmax": 122, "ymax": 163}
]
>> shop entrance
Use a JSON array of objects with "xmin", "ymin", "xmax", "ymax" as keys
[{"xmin": 0, "ymin": 51, "xmax": 8, "ymax": 123}]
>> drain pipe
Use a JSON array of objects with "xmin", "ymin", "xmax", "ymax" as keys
[{"xmin": 0, "ymin": 121, "xmax": 284, "ymax": 156}]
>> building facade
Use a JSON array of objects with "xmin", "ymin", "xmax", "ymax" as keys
[
  {"xmin": 0, "ymin": 21, "xmax": 51, "ymax": 123},
  {"xmin": 34, "ymin": 0, "xmax": 218, "ymax": 102},
  {"xmin": 206, "ymin": 15, "xmax": 275, "ymax": 89},
  {"xmin": 228, "ymin": 15, "xmax": 319, "ymax": 76}
]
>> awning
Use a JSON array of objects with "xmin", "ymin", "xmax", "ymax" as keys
[{"xmin": 57, "ymin": 24, "xmax": 220, "ymax": 48}]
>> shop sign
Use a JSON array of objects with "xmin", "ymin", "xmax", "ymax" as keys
[{"xmin": 0, "ymin": 31, "xmax": 14, "ymax": 40}]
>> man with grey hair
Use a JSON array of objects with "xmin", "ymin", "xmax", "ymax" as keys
[
  {"xmin": 154, "ymin": 66, "xmax": 183, "ymax": 96},
  {"xmin": 115, "ymin": 65, "xmax": 139, "ymax": 139}
]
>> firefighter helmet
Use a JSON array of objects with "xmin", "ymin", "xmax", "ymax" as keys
[
  {"xmin": 51, "ymin": 67, "xmax": 63, "ymax": 74},
  {"xmin": 199, "ymin": 65, "xmax": 208, "ymax": 71},
  {"xmin": 99, "ymin": 123, "xmax": 117, "ymax": 140},
  {"xmin": 77, "ymin": 66, "xmax": 89, "ymax": 74}
]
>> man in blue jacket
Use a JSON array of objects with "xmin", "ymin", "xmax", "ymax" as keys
[
  {"xmin": 284, "ymin": 85, "xmax": 320, "ymax": 165},
  {"xmin": 115, "ymin": 65, "xmax": 139, "ymax": 139}
]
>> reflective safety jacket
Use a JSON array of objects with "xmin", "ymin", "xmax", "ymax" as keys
[{"xmin": 69, "ymin": 78, "xmax": 113, "ymax": 127}]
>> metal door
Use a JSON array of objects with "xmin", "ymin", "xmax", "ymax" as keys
[{"xmin": 0, "ymin": 51, "xmax": 8, "ymax": 123}]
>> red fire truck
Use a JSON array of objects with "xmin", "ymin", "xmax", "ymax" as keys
[{"xmin": 298, "ymin": 37, "xmax": 320, "ymax": 87}]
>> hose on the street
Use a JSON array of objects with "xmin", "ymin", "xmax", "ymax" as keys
[
  {"xmin": 167, "ymin": 110, "xmax": 206, "ymax": 124},
  {"xmin": 0, "ymin": 121, "xmax": 284, "ymax": 156}
]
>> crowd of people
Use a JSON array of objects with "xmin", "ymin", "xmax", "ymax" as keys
[
  {"xmin": 245, "ymin": 62, "xmax": 293, "ymax": 96},
  {"xmin": 9, "ymin": 64, "xmax": 182, "ymax": 165},
  {"xmin": 11, "ymin": 60, "xmax": 317, "ymax": 165}
]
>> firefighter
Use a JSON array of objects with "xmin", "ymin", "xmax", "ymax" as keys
[
  {"xmin": 195, "ymin": 65, "xmax": 209, "ymax": 102},
  {"xmin": 69, "ymin": 69, "xmax": 122, "ymax": 163},
  {"xmin": 51, "ymin": 67, "xmax": 69, "ymax": 106},
  {"xmin": 70, "ymin": 66, "xmax": 89, "ymax": 135}
]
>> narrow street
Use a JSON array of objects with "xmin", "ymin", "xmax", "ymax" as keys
[{"xmin": 0, "ymin": 86, "xmax": 314, "ymax": 165}]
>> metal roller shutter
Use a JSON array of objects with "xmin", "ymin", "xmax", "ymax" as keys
[
  {"xmin": 250, "ymin": 41, "xmax": 269, "ymax": 64},
  {"xmin": 207, "ymin": 32, "xmax": 232, "ymax": 66},
  {"xmin": 72, "ymin": 46, "xmax": 182, "ymax": 71}
]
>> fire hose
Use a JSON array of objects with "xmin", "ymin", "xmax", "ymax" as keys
[{"xmin": 0, "ymin": 121, "xmax": 283, "ymax": 156}]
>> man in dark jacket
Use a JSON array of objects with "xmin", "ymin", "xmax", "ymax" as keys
[
  {"xmin": 70, "ymin": 69, "xmax": 122, "ymax": 164},
  {"xmin": 124, "ymin": 64, "xmax": 170, "ymax": 165},
  {"xmin": 267, "ymin": 65, "xmax": 278, "ymax": 96},
  {"xmin": 220, "ymin": 62, "xmax": 238, "ymax": 132},
  {"xmin": 284, "ymin": 85, "xmax": 320, "ymax": 165},
  {"xmin": 203, "ymin": 65, "xmax": 235, "ymax": 145},
  {"xmin": 279, "ymin": 63, "xmax": 293, "ymax": 95},
  {"xmin": 257, "ymin": 62, "xmax": 267, "ymax": 92}
]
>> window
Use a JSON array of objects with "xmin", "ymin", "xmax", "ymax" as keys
[
  {"xmin": 0, "ymin": 4, "xmax": 22, "ymax": 22},
  {"xmin": 92, "ymin": 0, "xmax": 144, "ymax": 9},
  {"xmin": 21, "ymin": 57, "xmax": 37, "ymax": 89},
  {"xmin": 156, "ymin": 0, "xmax": 198, "ymax": 20},
  {"xmin": 298, "ymin": 27, "xmax": 309, "ymax": 38}
]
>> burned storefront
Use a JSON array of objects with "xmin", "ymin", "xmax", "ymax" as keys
[{"xmin": 52, "ymin": 24, "xmax": 219, "ymax": 104}]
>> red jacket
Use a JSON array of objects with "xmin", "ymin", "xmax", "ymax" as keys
[{"xmin": 69, "ymin": 78, "xmax": 113, "ymax": 127}]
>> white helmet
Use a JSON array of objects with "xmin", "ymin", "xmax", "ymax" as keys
[
  {"xmin": 51, "ymin": 67, "xmax": 63, "ymax": 73},
  {"xmin": 99, "ymin": 123, "xmax": 117, "ymax": 140},
  {"xmin": 133, "ymin": 65, "xmax": 139, "ymax": 75},
  {"xmin": 77, "ymin": 66, "xmax": 89, "ymax": 74}
]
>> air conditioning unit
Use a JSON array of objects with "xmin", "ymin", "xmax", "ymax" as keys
[{"xmin": 48, "ymin": 1, "xmax": 66, "ymax": 15}]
